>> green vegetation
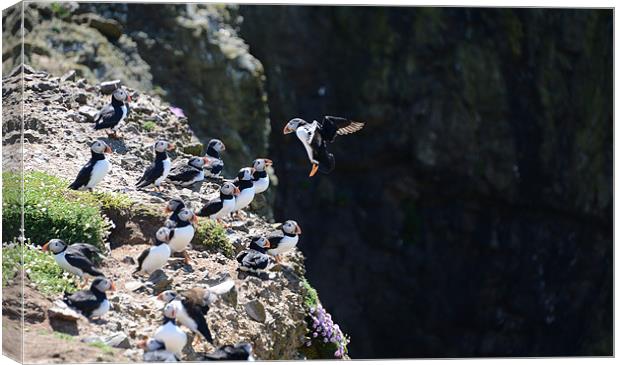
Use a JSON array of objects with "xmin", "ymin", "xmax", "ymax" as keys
[
  {"xmin": 2, "ymin": 243, "xmax": 77, "ymax": 295},
  {"xmin": 88, "ymin": 341, "xmax": 114, "ymax": 355},
  {"xmin": 182, "ymin": 143, "xmax": 204, "ymax": 156},
  {"xmin": 2, "ymin": 172, "xmax": 117, "ymax": 249},
  {"xmin": 193, "ymin": 220, "xmax": 234, "ymax": 258},
  {"xmin": 141, "ymin": 121, "xmax": 156, "ymax": 132},
  {"xmin": 49, "ymin": 3, "xmax": 72, "ymax": 19},
  {"xmin": 54, "ymin": 332, "xmax": 75, "ymax": 341},
  {"xmin": 301, "ymin": 278, "xmax": 319, "ymax": 309}
]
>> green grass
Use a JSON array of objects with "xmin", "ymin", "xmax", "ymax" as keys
[
  {"xmin": 50, "ymin": 3, "xmax": 71, "ymax": 19},
  {"xmin": 2, "ymin": 172, "xmax": 115, "ymax": 250},
  {"xmin": 54, "ymin": 332, "xmax": 75, "ymax": 341},
  {"xmin": 3, "ymin": 242, "xmax": 77, "ymax": 295},
  {"xmin": 88, "ymin": 341, "xmax": 114, "ymax": 355},
  {"xmin": 193, "ymin": 220, "xmax": 234, "ymax": 258},
  {"xmin": 141, "ymin": 121, "xmax": 156, "ymax": 132},
  {"xmin": 301, "ymin": 278, "xmax": 319, "ymax": 309}
]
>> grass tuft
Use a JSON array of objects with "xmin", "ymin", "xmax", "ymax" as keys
[
  {"xmin": 193, "ymin": 220, "xmax": 234, "ymax": 258},
  {"xmin": 141, "ymin": 121, "xmax": 156, "ymax": 132}
]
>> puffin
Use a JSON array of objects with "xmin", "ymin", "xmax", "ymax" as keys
[
  {"xmin": 204, "ymin": 139, "xmax": 225, "ymax": 178},
  {"xmin": 201, "ymin": 343, "xmax": 255, "ymax": 361},
  {"xmin": 152, "ymin": 303, "xmax": 187, "ymax": 357},
  {"xmin": 136, "ymin": 140, "xmax": 175, "ymax": 191},
  {"xmin": 63, "ymin": 277, "xmax": 115, "ymax": 318},
  {"xmin": 157, "ymin": 280, "xmax": 235, "ymax": 343},
  {"xmin": 42, "ymin": 239, "xmax": 104, "ymax": 284},
  {"xmin": 93, "ymin": 88, "xmax": 131, "ymax": 138},
  {"xmin": 164, "ymin": 197, "xmax": 186, "ymax": 228},
  {"xmin": 231, "ymin": 167, "xmax": 256, "ymax": 216},
  {"xmin": 168, "ymin": 156, "xmax": 209, "ymax": 187},
  {"xmin": 266, "ymin": 220, "xmax": 302, "ymax": 263},
  {"xmin": 236, "ymin": 236, "xmax": 272, "ymax": 275},
  {"xmin": 283, "ymin": 115, "xmax": 365, "ymax": 176},
  {"xmin": 252, "ymin": 158, "xmax": 273, "ymax": 194},
  {"xmin": 68, "ymin": 140, "xmax": 112, "ymax": 191},
  {"xmin": 135, "ymin": 227, "xmax": 172, "ymax": 275},
  {"xmin": 140, "ymin": 339, "xmax": 179, "ymax": 362},
  {"xmin": 168, "ymin": 208, "xmax": 197, "ymax": 264},
  {"xmin": 196, "ymin": 182, "xmax": 239, "ymax": 222}
]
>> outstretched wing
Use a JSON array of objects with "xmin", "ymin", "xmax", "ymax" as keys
[{"xmin": 319, "ymin": 116, "xmax": 365, "ymax": 142}]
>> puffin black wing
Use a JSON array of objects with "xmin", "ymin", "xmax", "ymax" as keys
[
  {"xmin": 64, "ymin": 252, "xmax": 104, "ymax": 277},
  {"xmin": 202, "ymin": 345, "xmax": 251, "ymax": 361},
  {"xmin": 239, "ymin": 251, "xmax": 270, "ymax": 271},
  {"xmin": 206, "ymin": 163, "xmax": 223, "ymax": 176},
  {"xmin": 63, "ymin": 290, "xmax": 101, "ymax": 317},
  {"xmin": 68, "ymin": 161, "xmax": 95, "ymax": 190},
  {"xmin": 168, "ymin": 165, "xmax": 200, "ymax": 182},
  {"xmin": 197, "ymin": 198, "xmax": 223, "ymax": 217},
  {"xmin": 320, "ymin": 116, "xmax": 365, "ymax": 143},
  {"xmin": 135, "ymin": 247, "xmax": 150, "ymax": 272},
  {"xmin": 182, "ymin": 298, "xmax": 213, "ymax": 342},
  {"xmin": 94, "ymin": 104, "xmax": 121, "ymax": 130},
  {"xmin": 136, "ymin": 161, "xmax": 163, "ymax": 188},
  {"xmin": 67, "ymin": 243, "xmax": 102, "ymax": 263},
  {"xmin": 266, "ymin": 234, "xmax": 285, "ymax": 250}
]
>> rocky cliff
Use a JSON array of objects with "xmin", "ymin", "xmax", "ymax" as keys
[{"xmin": 239, "ymin": 6, "xmax": 613, "ymax": 358}]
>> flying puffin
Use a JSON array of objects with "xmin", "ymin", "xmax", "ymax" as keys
[
  {"xmin": 201, "ymin": 342, "xmax": 255, "ymax": 361},
  {"xmin": 152, "ymin": 303, "xmax": 187, "ymax": 358},
  {"xmin": 136, "ymin": 140, "xmax": 175, "ymax": 191},
  {"xmin": 139, "ymin": 339, "xmax": 179, "ymax": 362},
  {"xmin": 164, "ymin": 197, "xmax": 186, "ymax": 228},
  {"xmin": 63, "ymin": 277, "xmax": 115, "ymax": 318},
  {"xmin": 252, "ymin": 158, "xmax": 273, "ymax": 194},
  {"xmin": 283, "ymin": 115, "xmax": 365, "ymax": 176},
  {"xmin": 232, "ymin": 167, "xmax": 256, "ymax": 216},
  {"xmin": 93, "ymin": 88, "xmax": 131, "ymax": 138},
  {"xmin": 157, "ymin": 280, "xmax": 235, "ymax": 343},
  {"xmin": 68, "ymin": 140, "xmax": 112, "ymax": 191},
  {"xmin": 204, "ymin": 139, "xmax": 225, "ymax": 178},
  {"xmin": 42, "ymin": 239, "xmax": 104, "ymax": 284},
  {"xmin": 236, "ymin": 236, "xmax": 272, "ymax": 275},
  {"xmin": 196, "ymin": 182, "xmax": 239, "ymax": 222},
  {"xmin": 168, "ymin": 208, "xmax": 197, "ymax": 264},
  {"xmin": 135, "ymin": 227, "xmax": 172, "ymax": 275},
  {"xmin": 267, "ymin": 220, "xmax": 302, "ymax": 263},
  {"xmin": 168, "ymin": 156, "xmax": 209, "ymax": 187}
]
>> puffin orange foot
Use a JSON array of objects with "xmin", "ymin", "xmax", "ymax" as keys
[{"xmin": 309, "ymin": 164, "xmax": 319, "ymax": 177}]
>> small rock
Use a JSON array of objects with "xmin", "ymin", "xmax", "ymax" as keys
[
  {"xmin": 147, "ymin": 269, "xmax": 172, "ymax": 294},
  {"xmin": 35, "ymin": 81, "xmax": 58, "ymax": 91},
  {"xmin": 100, "ymin": 80, "xmax": 122, "ymax": 94},
  {"xmin": 124, "ymin": 280, "xmax": 144, "ymax": 292},
  {"xmin": 78, "ymin": 106, "xmax": 99, "ymax": 122},
  {"xmin": 149, "ymin": 196, "xmax": 165, "ymax": 203},
  {"xmin": 77, "ymin": 79, "xmax": 88, "ymax": 88},
  {"xmin": 221, "ymin": 286, "xmax": 238, "ymax": 307},
  {"xmin": 60, "ymin": 70, "xmax": 76, "ymax": 83},
  {"xmin": 244, "ymin": 300, "xmax": 266, "ymax": 323},
  {"xmin": 103, "ymin": 332, "xmax": 131, "ymax": 349},
  {"xmin": 122, "ymin": 256, "xmax": 136, "ymax": 265},
  {"xmin": 66, "ymin": 112, "xmax": 84, "ymax": 123},
  {"xmin": 75, "ymin": 92, "xmax": 88, "ymax": 104},
  {"xmin": 48, "ymin": 305, "xmax": 81, "ymax": 321}
]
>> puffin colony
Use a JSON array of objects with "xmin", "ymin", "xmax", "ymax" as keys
[{"xmin": 45, "ymin": 86, "xmax": 365, "ymax": 361}]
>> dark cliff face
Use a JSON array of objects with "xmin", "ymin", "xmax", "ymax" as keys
[{"xmin": 239, "ymin": 6, "xmax": 612, "ymax": 358}]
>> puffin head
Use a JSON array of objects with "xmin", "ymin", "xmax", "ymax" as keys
[
  {"xmin": 92, "ymin": 277, "xmax": 115, "ymax": 292},
  {"xmin": 221, "ymin": 181, "xmax": 240, "ymax": 196},
  {"xmin": 208, "ymin": 139, "xmax": 226, "ymax": 153},
  {"xmin": 178, "ymin": 208, "xmax": 198, "ymax": 225},
  {"xmin": 163, "ymin": 302, "xmax": 177, "ymax": 319},
  {"xmin": 283, "ymin": 118, "xmax": 306, "ymax": 134},
  {"xmin": 252, "ymin": 158, "xmax": 273, "ymax": 172},
  {"xmin": 165, "ymin": 197, "xmax": 185, "ymax": 213},
  {"xmin": 282, "ymin": 220, "xmax": 302, "ymax": 235},
  {"xmin": 91, "ymin": 140, "xmax": 112, "ymax": 154},
  {"xmin": 157, "ymin": 290, "xmax": 177, "ymax": 303},
  {"xmin": 154, "ymin": 140, "xmax": 175, "ymax": 153},
  {"xmin": 42, "ymin": 239, "xmax": 66, "ymax": 254},
  {"xmin": 188, "ymin": 156, "xmax": 208, "ymax": 169},
  {"xmin": 155, "ymin": 226, "xmax": 171, "ymax": 243},
  {"xmin": 112, "ymin": 88, "xmax": 131, "ymax": 103},
  {"xmin": 251, "ymin": 236, "xmax": 271, "ymax": 249},
  {"xmin": 237, "ymin": 167, "xmax": 254, "ymax": 181}
]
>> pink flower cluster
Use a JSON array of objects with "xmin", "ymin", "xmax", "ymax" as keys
[{"xmin": 305, "ymin": 304, "xmax": 350, "ymax": 358}]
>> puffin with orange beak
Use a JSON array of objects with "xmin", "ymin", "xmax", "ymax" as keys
[
  {"xmin": 63, "ymin": 277, "xmax": 115, "ymax": 318},
  {"xmin": 167, "ymin": 208, "xmax": 197, "ymax": 265},
  {"xmin": 150, "ymin": 303, "xmax": 187, "ymax": 358},
  {"xmin": 252, "ymin": 158, "xmax": 273, "ymax": 194},
  {"xmin": 164, "ymin": 197, "xmax": 186, "ymax": 228},
  {"xmin": 283, "ymin": 116, "xmax": 364, "ymax": 177},
  {"xmin": 136, "ymin": 140, "xmax": 175, "ymax": 191},
  {"xmin": 167, "ymin": 156, "xmax": 210, "ymax": 187},
  {"xmin": 68, "ymin": 140, "xmax": 112, "ymax": 191},
  {"xmin": 236, "ymin": 236, "xmax": 273, "ymax": 276},
  {"xmin": 266, "ymin": 220, "xmax": 302, "ymax": 263},
  {"xmin": 42, "ymin": 239, "xmax": 104, "ymax": 286},
  {"xmin": 93, "ymin": 87, "xmax": 132, "ymax": 139},
  {"xmin": 231, "ymin": 167, "xmax": 256, "ymax": 218},
  {"xmin": 196, "ymin": 182, "xmax": 240, "ymax": 223}
]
